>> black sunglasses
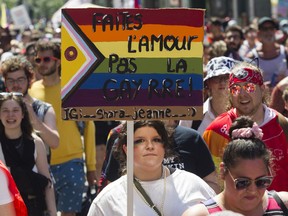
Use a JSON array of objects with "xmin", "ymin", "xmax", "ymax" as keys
[
  {"xmin": 227, "ymin": 169, "xmax": 273, "ymax": 190},
  {"xmin": 34, "ymin": 56, "xmax": 58, "ymax": 64}
]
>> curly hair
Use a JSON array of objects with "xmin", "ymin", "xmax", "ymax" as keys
[{"xmin": 1, "ymin": 55, "xmax": 34, "ymax": 87}]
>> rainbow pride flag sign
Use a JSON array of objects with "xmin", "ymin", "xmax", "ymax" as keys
[{"xmin": 61, "ymin": 8, "xmax": 204, "ymax": 121}]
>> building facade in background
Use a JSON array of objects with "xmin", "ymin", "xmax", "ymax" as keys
[{"xmin": 93, "ymin": 0, "xmax": 285, "ymax": 26}]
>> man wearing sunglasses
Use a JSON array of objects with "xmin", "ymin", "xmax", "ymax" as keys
[
  {"xmin": 29, "ymin": 40, "xmax": 97, "ymax": 216},
  {"xmin": 202, "ymin": 61, "xmax": 288, "ymax": 192},
  {"xmin": 1, "ymin": 55, "xmax": 59, "ymax": 163},
  {"xmin": 247, "ymin": 17, "xmax": 288, "ymax": 89}
]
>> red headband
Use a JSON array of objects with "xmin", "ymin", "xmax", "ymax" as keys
[{"xmin": 229, "ymin": 67, "xmax": 263, "ymax": 88}]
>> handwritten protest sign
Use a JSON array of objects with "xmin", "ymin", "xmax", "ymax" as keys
[{"xmin": 61, "ymin": 8, "xmax": 204, "ymax": 121}]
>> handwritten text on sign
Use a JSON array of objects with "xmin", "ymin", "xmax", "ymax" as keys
[{"xmin": 61, "ymin": 8, "xmax": 204, "ymax": 120}]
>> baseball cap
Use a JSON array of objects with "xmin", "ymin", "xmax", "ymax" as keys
[
  {"xmin": 210, "ymin": 17, "xmax": 222, "ymax": 26},
  {"xmin": 258, "ymin": 17, "xmax": 277, "ymax": 29},
  {"xmin": 280, "ymin": 19, "xmax": 288, "ymax": 34},
  {"xmin": 204, "ymin": 57, "xmax": 236, "ymax": 82}
]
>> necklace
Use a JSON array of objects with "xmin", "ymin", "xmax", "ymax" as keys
[{"xmin": 134, "ymin": 165, "xmax": 168, "ymax": 216}]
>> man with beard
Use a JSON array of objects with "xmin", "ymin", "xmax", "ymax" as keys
[
  {"xmin": 1, "ymin": 55, "xmax": 59, "ymax": 162},
  {"xmin": 202, "ymin": 61, "xmax": 288, "ymax": 192},
  {"xmin": 29, "ymin": 40, "xmax": 97, "ymax": 216},
  {"xmin": 247, "ymin": 17, "xmax": 288, "ymax": 89},
  {"xmin": 223, "ymin": 25, "xmax": 244, "ymax": 61}
]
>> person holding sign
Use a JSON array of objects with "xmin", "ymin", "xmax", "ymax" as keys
[
  {"xmin": 182, "ymin": 116, "xmax": 288, "ymax": 216},
  {"xmin": 88, "ymin": 120, "xmax": 215, "ymax": 216},
  {"xmin": 99, "ymin": 120, "xmax": 220, "ymax": 194}
]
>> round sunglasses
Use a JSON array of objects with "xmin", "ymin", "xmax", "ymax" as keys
[
  {"xmin": 227, "ymin": 168, "xmax": 273, "ymax": 190},
  {"xmin": 230, "ymin": 83, "xmax": 257, "ymax": 96},
  {"xmin": 34, "ymin": 56, "xmax": 58, "ymax": 64}
]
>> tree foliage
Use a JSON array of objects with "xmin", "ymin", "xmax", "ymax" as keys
[{"xmin": 6, "ymin": 0, "xmax": 66, "ymax": 21}]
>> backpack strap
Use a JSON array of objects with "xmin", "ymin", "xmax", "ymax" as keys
[
  {"xmin": 251, "ymin": 48, "xmax": 259, "ymax": 58},
  {"xmin": 32, "ymin": 100, "xmax": 51, "ymax": 121},
  {"xmin": 277, "ymin": 112, "xmax": 288, "ymax": 142},
  {"xmin": 76, "ymin": 121, "xmax": 86, "ymax": 135}
]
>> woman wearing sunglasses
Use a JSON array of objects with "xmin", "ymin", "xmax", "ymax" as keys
[
  {"xmin": 0, "ymin": 93, "xmax": 57, "ymax": 216},
  {"xmin": 183, "ymin": 116, "xmax": 288, "ymax": 216}
]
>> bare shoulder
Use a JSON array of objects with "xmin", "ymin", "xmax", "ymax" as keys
[
  {"xmin": 277, "ymin": 76, "xmax": 288, "ymax": 91},
  {"xmin": 182, "ymin": 203, "xmax": 209, "ymax": 216},
  {"xmin": 32, "ymin": 134, "xmax": 45, "ymax": 147},
  {"xmin": 277, "ymin": 191, "xmax": 288, "ymax": 207}
]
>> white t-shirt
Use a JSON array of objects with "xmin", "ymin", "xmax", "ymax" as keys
[
  {"xmin": 88, "ymin": 169, "xmax": 216, "ymax": 216},
  {"xmin": 0, "ymin": 169, "xmax": 13, "ymax": 205}
]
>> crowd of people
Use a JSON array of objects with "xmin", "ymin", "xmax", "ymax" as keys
[{"xmin": 0, "ymin": 13, "xmax": 288, "ymax": 216}]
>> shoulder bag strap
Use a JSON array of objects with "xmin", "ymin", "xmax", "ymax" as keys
[
  {"xmin": 133, "ymin": 178, "xmax": 162, "ymax": 216},
  {"xmin": 270, "ymin": 190, "xmax": 288, "ymax": 214}
]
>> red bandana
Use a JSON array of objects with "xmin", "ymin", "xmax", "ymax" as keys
[{"xmin": 229, "ymin": 67, "xmax": 263, "ymax": 87}]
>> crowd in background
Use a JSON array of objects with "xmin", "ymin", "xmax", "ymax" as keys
[{"xmin": 0, "ymin": 13, "xmax": 288, "ymax": 216}]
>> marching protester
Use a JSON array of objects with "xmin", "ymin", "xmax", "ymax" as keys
[
  {"xmin": 203, "ymin": 61, "xmax": 288, "ymax": 192},
  {"xmin": 88, "ymin": 120, "xmax": 216, "ymax": 216},
  {"xmin": 29, "ymin": 39, "xmax": 97, "ymax": 216},
  {"xmin": 183, "ymin": 116, "xmax": 288, "ymax": 215},
  {"xmin": 99, "ymin": 120, "xmax": 220, "ymax": 194},
  {"xmin": 1, "ymin": 55, "xmax": 59, "ymax": 163},
  {"xmin": 0, "ymin": 92, "xmax": 56, "ymax": 215},
  {"xmin": 179, "ymin": 56, "xmax": 236, "ymax": 135}
]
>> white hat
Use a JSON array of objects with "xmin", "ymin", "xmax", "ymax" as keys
[
  {"xmin": 1, "ymin": 52, "xmax": 13, "ymax": 62},
  {"xmin": 280, "ymin": 19, "xmax": 288, "ymax": 34},
  {"xmin": 204, "ymin": 57, "xmax": 236, "ymax": 82}
]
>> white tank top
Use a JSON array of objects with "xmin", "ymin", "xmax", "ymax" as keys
[{"xmin": 252, "ymin": 45, "xmax": 288, "ymax": 85}]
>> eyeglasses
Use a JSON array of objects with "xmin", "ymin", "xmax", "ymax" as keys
[
  {"xmin": 134, "ymin": 137, "xmax": 163, "ymax": 145},
  {"xmin": 227, "ymin": 169, "xmax": 273, "ymax": 190},
  {"xmin": 0, "ymin": 92, "xmax": 23, "ymax": 98},
  {"xmin": 230, "ymin": 83, "xmax": 257, "ymax": 96},
  {"xmin": 34, "ymin": 56, "xmax": 58, "ymax": 64},
  {"xmin": 5, "ymin": 77, "xmax": 27, "ymax": 86}
]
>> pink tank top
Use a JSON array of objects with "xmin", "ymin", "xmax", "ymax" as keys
[{"xmin": 203, "ymin": 192, "xmax": 285, "ymax": 215}]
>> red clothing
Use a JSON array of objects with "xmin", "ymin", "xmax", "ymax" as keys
[
  {"xmin": 0, "ymin": 161, "xmax": 28, "ymax": 216},
  {"xmin": 203, "ymin": 107, "xmax": 288, "ymax": 191}
]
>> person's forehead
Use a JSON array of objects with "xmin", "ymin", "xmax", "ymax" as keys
[
  {"xmin": 261, "ymin": 22, "xmax": 275, "ymax": 27},
  {"xmin": 226, "ymin": 31, "xmax": 240, "ymax": 36},
  {"xmin": 37, "ymin": 50, "xmax": 53, "ymax": 55},
  {"xmin": 230, "ymin": 82, "xmax": 254, "ymax": 86},
  {"xmin": 6, "ymin": 69, "xmax": 26, "ymax": 78},
  {"xmin": 1, "ymin": 100, "xmax": 21, "ymax": 108}
]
